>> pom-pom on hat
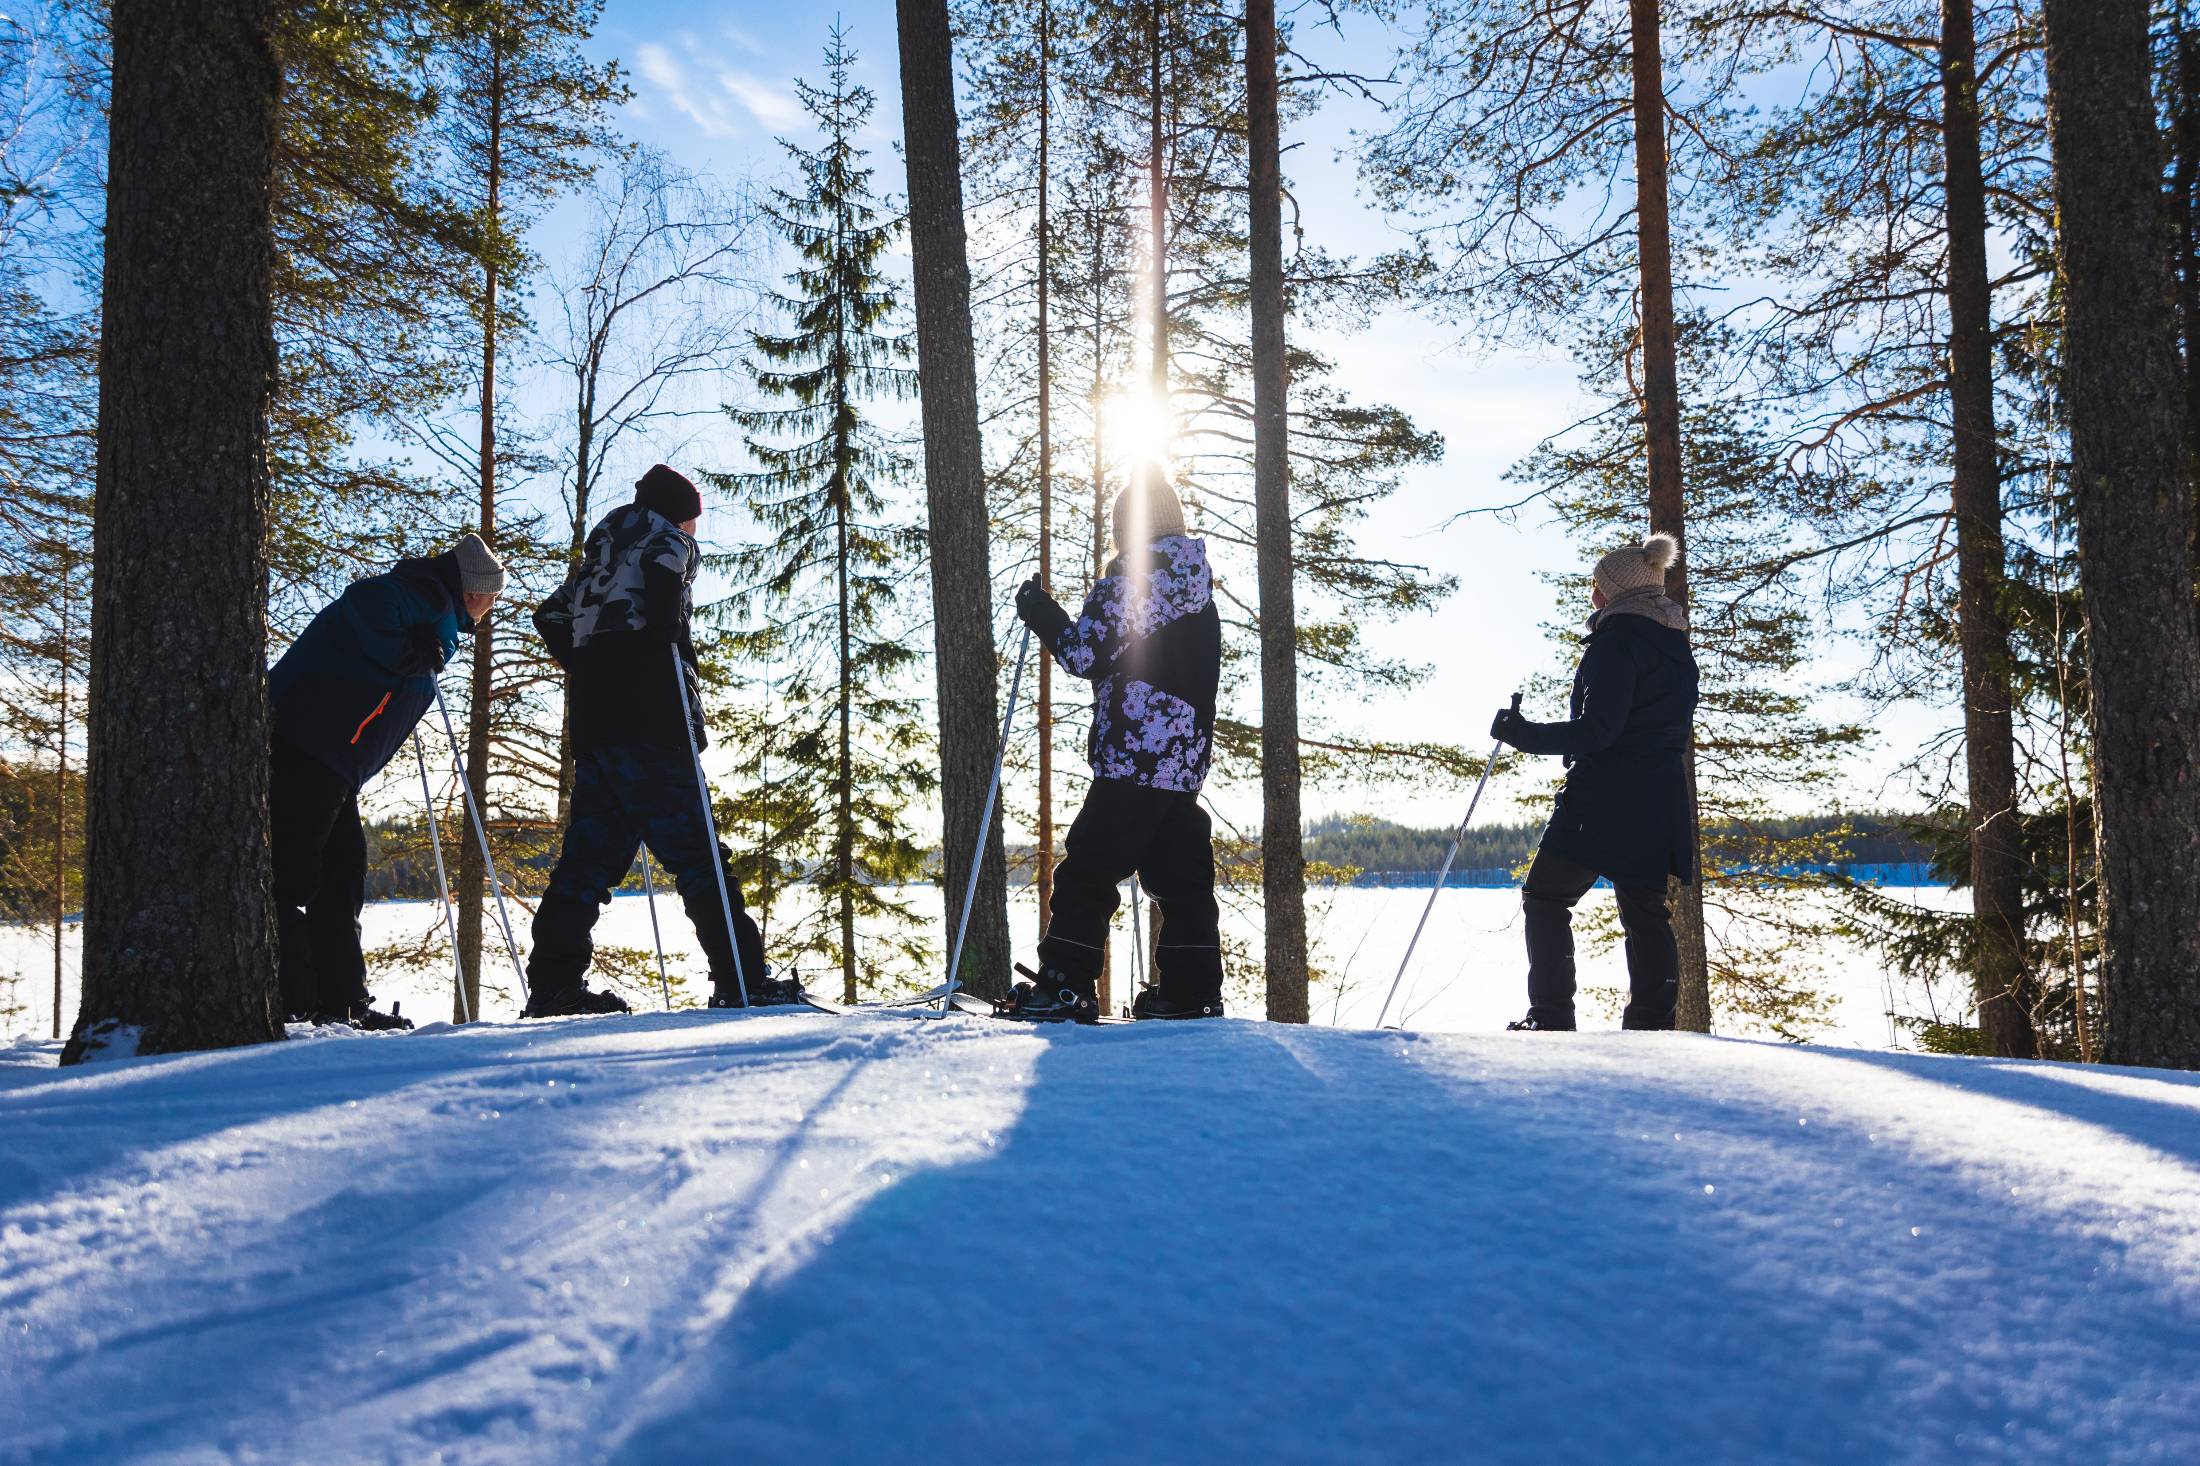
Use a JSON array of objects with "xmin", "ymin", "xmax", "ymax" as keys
[
  {"xmin": 635, "ymin": 463, "xmax": 702, "ymax": 525},
  {"xmin": 1593, "ymin": 532, "xmax": 1680, "ymax": 599},
  {"xmin": 451, "ymin": 532, "xmax": 507, "ymax": 596}
]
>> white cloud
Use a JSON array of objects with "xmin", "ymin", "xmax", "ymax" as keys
[
  {"xmin": 718, "ymin": 72, "xmax": 802, "ymax": 130},
  {"xmin": 633, "ymin": 41, "xmax": 740, "ymax": 139}
]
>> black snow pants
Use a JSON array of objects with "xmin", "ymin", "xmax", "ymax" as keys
[
  {"xmin": 529, "ymin": 744, "xmax": 765, "ymax": 1000},
  {"xmin": 1521, "ymin": 846, "xmax": 1679, "ymax": 1031},
  {"xmin": 270, "ymin": 736, "xmax": 370, "ymax": 1018},
  {"xmin": 1039, "ymin": 778, "xmax": 1222, "ymax": 1003}
]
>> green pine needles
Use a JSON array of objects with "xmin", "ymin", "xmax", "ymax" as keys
[{"xmin": 708, "ymin": 26, "xmax": 934, "ymax": 1005}]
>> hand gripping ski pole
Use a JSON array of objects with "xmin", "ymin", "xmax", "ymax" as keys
[
  {"xmin": 412, "ymin": 732, "xmax": 471, "ymax": 1024},
  {"xmin": 670, "ymin": 645, "xmax": 749, "ymax": 1007},
  {"xmin": 940, "ymin": 622, "xmax": 1034, "ymax": 1016},
  {"xmin": 1373, "ymin": 694, "xmax": 1518, "ymax": 1031},
  {"xmin": 640, "ymin": 848, "xmax": 672, "ymax": 1009},
  {"xmin": 432, "ymin": 682, "xmax": 530, "ymax": 1003}
]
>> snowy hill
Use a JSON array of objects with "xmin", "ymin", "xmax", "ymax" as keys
[{"xmin": 2, "ymin": 1012, "xmax": 2196, "ymax": 1464}]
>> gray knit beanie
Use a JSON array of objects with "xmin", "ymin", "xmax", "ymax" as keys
[
  {"xmin": 1593, "ymin": 532, "xmax": 1679, "ymax": 599},
  {"xmin": 452, "ymin": 533, "xmax": 507, "ymax": 596}
]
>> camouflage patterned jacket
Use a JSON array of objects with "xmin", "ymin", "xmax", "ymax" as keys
[
  {"xmin": 536, "ymin": 503, "xmax": 707, "ymax": 752},
  {"xmin": 1024, "ymin": 535, "xmax": 1221, "ymax": 793}
]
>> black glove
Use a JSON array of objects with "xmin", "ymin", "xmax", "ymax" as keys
[
  {"xmin": 1014, "ymin": 575, "xmax": 1047, "ymax": 624},
  {"xmin": 1488, "ymin": 693, "xmax": 1526, "ymax": 747},
  {"xmin": 400, "ymin": 620, "xmax": 451, "ymax": 675}
]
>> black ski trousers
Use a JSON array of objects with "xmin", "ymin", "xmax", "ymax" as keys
[
  {"xmin": 1522, "ymin": 846, "xmax": 1679, "ymax": 1031},
  {"xmin": 270, "ymin": 737, "xmax": 370, "ymax": 1018},
  {"xmin": 530, "ymin": 744, "xmax": 765, "ymax": 1000},
  {"xmin": 1040, "ymin": 778, "xmax": 1222, "ymax": 1003}
]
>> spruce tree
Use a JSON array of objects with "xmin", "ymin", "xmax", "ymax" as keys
[{"xmin": 714, "ymin": 27, "xmax": 933, "ymax": 1004}]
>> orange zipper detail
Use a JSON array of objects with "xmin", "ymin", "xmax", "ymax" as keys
[{"xmin": 350, "ymin": 691, "xmax": 393, "ymax": 745}]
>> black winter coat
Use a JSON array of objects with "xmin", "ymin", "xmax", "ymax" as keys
[
  {"xmin": 1501, "ymin": 604, "xmax": 1700, "ymax": 887},
  {"xmin": 535, "ymin": 504, "xmax": 705, "ymax": 753}
]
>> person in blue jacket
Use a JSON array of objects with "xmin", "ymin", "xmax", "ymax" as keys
[
  {"xmin": 1489, "ymin": 533, "xmax": 1700, "ymax": 1032},
  {"xmin": 267, "ymin": 534, "xmax": 506, "ymax": 1028}
]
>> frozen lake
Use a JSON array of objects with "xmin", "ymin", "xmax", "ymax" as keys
[{"xmin": 4, "ymin": 883, "xmax": 1970, "ymax": 1048}]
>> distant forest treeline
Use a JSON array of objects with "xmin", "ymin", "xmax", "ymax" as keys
[{"xmin": 1300, "ymin": 813, "xmax": 1937, "ymax": 880}]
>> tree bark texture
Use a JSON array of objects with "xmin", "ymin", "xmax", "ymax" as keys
[
  {"xmin": 71, "ymin": 0, "xmax": 284, "ymax": 1062},
  {"xmin": 1036, "ymin": 0, "xmax": 1056, "ymax": 946},
  {"xmin": 2042, "ymin": 0, "xmax": 2200, "ymax": 1070},
  {"xmin": 1939, "ymin": 0, "xmax": 2037, "ymax": 1057},
  {"xmin": 456, "ymin": 47, "xmax": 505, "ymax": 1025},
  {"xmin": 1247, "ymin": 0, "xmax": 1307, "ymax": 1023},
  {"xmin": 1628, "ymin": 0, "xmax": 1711, "ymax": 1034},
  {"xmin": 898, "ymin": 0, "xmax": 1013, "ymax": 999},
  {"xmin": 1148, "ymin": 0, "xmax": 1168, "ymax": 405}
]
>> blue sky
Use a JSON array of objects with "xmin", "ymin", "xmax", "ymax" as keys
[{"xmin": 528, "ymin": 0, "xmax": 1944, "ymax": 828}]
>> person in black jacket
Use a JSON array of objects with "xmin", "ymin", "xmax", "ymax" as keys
[
  {"xmin": 528, "ymin": 464, "xmax": 781, "ymax": 1016},
  {"xmin": 266, "ymin": 533, "xmax": 507, "ymax": 1028},
  {"xmin": 1009, "ymin": 465, "xmax": 1225, "ymax": 1022},
  {"xmin": 1490, "ymin": 533, "xmax": 1700, "ymax": 1032}
]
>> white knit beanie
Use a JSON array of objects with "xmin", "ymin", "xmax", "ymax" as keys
[
  {"xmin": 452, "ymin": 533, "xmax": 507, "ymax": 596},
  {"xmin": 1593, "ymin": 533, "xmax": 1678, "ymax": 599}
]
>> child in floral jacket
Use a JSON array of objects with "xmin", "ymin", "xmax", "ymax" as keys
[{"xmin": 1010, "ymin": 465, "xmax": 1224, "ymax": 1021}]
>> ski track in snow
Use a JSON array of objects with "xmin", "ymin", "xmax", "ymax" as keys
[{"xmin": 1, "ymin": 1014, "xmax": 2197, "ymax": 1464}]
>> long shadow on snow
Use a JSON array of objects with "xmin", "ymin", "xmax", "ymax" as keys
[
  {"xmin": 0, "ymin": 1008, "xmax": 824, "ymax": 1215},
  {"xmin": 1774, "ymin": 1040, "xmax": 2200, "ymax": 1168},
  {"xmin": 607, "ymin": 1022, "xmax": 2200, "ymax": 1466},
  {"xmin": 0, "ymin": 1008, "xmax": 876, "ymax": 1464}
]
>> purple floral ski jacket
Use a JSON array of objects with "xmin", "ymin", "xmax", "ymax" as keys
[{"xmin": 1038, "ymin": 535, "xmax": 1222, "ymax": 793}]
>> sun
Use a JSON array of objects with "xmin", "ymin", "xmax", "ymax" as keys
[{"xmin": 1102, "ymin": 389, "xmax": 1173, "ymax": 470}]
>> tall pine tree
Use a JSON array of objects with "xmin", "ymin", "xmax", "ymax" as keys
[{"xmin": 713, "ymin": 27, "xmax": 933, "ymax": 1004}]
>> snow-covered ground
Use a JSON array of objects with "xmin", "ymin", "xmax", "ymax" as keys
[
  {"xmin": 1, "ymin": 884, "xmax": 1972, "ymax": 1045},
  {"xmin": 2, "ymin": 1008, "xmax": 2196, "ymax": 1463}
]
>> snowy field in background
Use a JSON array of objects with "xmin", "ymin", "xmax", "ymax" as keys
[
  {"xmin": 2, "ymin": 1008, "xmax": 2197, "ymax": 1463},
  {"xmin": 2, "ymin": 884, "xmax": 1971, "ymax": 1046}
]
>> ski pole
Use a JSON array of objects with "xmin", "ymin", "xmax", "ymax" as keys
[
  {"xmin": 940, "ymin": 622, "xmax": 1034, "ymax": 1015},
  {"xmin": 412, "ymin": 732, "xmax": 471, "ymax": 1024},
  {"xmin": 670, "ymin": 645, "xmax": 749, "ymax": 1008},
  {"xmin": 1373, "ymin": 694, "xmax": 1517, "ymax": 1031},
  {"xmin": 640, "ymin": 847, "xmax": 671, "ymax": 1010},
  {"xmin": 432, "ymin": 682, "xmax": 530, "ymax": 1004},
  {"xmin": 1129, "ymin": 875, "xmax": 1146, "ymax": 1003}
]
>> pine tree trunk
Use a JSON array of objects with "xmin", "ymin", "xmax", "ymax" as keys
[
  {"xmin": 1148, "ymin": 0, "xmax": 1168, "ymax": 404},
  {"xmin": 557, "ymin": 408, "xmax": 595, "ymax": 831},
  {"xmin": 1628, "ymin": 0, "xmax": 1711, "ymax": 1033},
  {"xmin": 69, "ymin": 0, "xmax": 283, "ymax": 1062},
  {"xmin": 898, "ymin": 0, "xmax": 1012, "ymax": 999},
  {"xmin": 456, "ymin": 49, "xmax": 505, "ymax": 1025},
  {"xmin": 1090, "ymin": 257, "xmax": 1113, "ymax": 1014},
  {"xmin": 838, "ymin": 491, "xmax": 857, "ymax": 1005},
  {"xmin": 1940, "ymin": 0, "xmax": 2036, "ymax": 1057},
  {"xmin": 1247, "ymin": 0, "xmax": 1307, "ymax": 1023},
  {"xmin": 52, "ymin": 585, "xmax": 69, "ymax": 1041},
  {"xmin": 1036, "ymin": 0, "xmax": 1056, "ymax": 946},
  {"xmin": 2174, "ymin": 24, "xmax": 2200, "ymax": 575},
  {"xmin": 2042, "ymin": 0, "xmax": 2200, "ymax": 1070}
]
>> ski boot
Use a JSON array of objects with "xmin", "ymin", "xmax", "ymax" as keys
[
  {"xmin": 523, "ymin": 985, "xmax": 632, "ymax": 1018},
  {"xmin": 997, "ymin": 964, "xmax": 1099, "ymax": 1024},
  {"xmin": 1131, "ymin": 987, "xmax": 1225, "ymax": 1021},
  {"xmin": 709, "ymin": 969, "xmax": 807, "ymax": 1008},
  {"xmin": 313, "ymin": 997, "xmax": 413, "ymax": 1032},
  {"xmin": 1505, "ymin": 1011, "xmax": 1575, "ymax": 1032}
]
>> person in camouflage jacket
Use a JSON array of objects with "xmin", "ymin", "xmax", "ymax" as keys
[
  {"xmin": 1009, "ymin": 465, "xmax": 1225, "ymax": 1022},
  {"xmin": 526, "ymin": 464, "xmax": 778, "ymax": 1015}
]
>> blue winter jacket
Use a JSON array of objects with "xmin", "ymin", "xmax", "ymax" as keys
[{"xmin": 269, "ymin": 553, "xmax": 469, "ymax": 788}]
